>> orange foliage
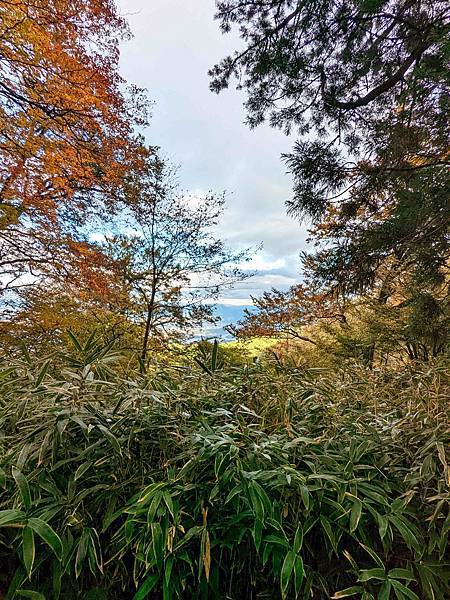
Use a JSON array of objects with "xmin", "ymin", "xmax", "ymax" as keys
[
  {"xmin": 0, "ymin": 0, "xmax": 148, "ymax": 226},
  {"xmin": 64, "ymin": 240, "xmax": 120, "ymax": 303},
  {"xmin": 229, "ymin": 284, "xmax": 346, "ymax": 340}
]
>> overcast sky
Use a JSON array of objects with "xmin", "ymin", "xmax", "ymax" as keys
[{"xmin": 116, "ymin": 0, "xmax": 309, "ymax": 303}]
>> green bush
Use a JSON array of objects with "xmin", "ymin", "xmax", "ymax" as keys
[{"xmin": 0, "ymin": 337, "xmax": 448, "ymax": 598}]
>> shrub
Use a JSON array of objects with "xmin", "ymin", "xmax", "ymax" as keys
[{"xmin": 0, "ymin": 337, "xmax": 448, "ymax": 598}]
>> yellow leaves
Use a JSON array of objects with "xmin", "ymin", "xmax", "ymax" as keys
[
  {"xmin": 203, "ymin": 531, "xmax": 211, "ymax": 582},
  {"xmin": 0, "ymin": 204, "xmax": 22, "ymax": 228},
  {"xmin": 201, "ymin": 506, "xmax": 211, "ymax": 581},
  {"xmin": 166, "ymin": 525, "xmax": 176, "ymax": 553}
]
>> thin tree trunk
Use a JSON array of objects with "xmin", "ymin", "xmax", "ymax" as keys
[
  {"xmin": 141, "ymin": 302, "xmax": 153, "ymax": 362},
  {"xmin": 141, "ymin": 205, "xmax": 158, "ymax": 364}
]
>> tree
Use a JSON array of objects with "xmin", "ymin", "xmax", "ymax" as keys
[
  {"xmin": 0, "ymin": 231, "xmax": 136, "ymax": 354},
  {"xmin": 228, "ymin": 283, "xmax": 345, "ymax": 346},
  {"xmin": 0, "ymin": 281, "xmax": 136, "ymax": 356},
  {"xmin": 356, "ymin": 274, "xmax": 450, "ymax": 362},
  {"xmin": 105, "ymin": 164, "xmax": 253, "ymax": 361},
  {"xmin": 211, "ymin": 1, "xmax": 448, "ymax": 123},
  {"xmin": 0, "ymin": 0, "xmax": 152, "ymax": 294},
  {"xmin": 0, "ymin": 226, "xmax": 124, "ymax": 315},
  {"xmin": 210, "ymin": 0, "xmax": 449, "ymax": 294},
  {"xmin": 231, "ymin": 260, "xmax": 449, "ymax": 365}
]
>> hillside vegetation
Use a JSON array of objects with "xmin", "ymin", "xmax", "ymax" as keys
[{"xmin": 0, "ymin": 337, "xmax": 448, "ymax": 599}]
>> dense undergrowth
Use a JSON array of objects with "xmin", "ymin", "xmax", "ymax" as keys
[{"xmin": 0, "ymin": 336, "xmax": 448, "ymax": 599}]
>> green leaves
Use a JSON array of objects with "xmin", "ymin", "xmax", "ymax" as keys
[
  {"xmin": 22, "ymin": 526, "xmax": 35, "ymax": 579},
  {"xmin": 0, "ymin": 466, "xmax": 6, "ymax": 489},
  {"xmin": 391, "ymin": 579, "xmax": 420, "ymax": 600},
  {"xmin": 0, "ymin": 512, "xmax": 61, "ymax": 582},
  {"xmin": 332, "ymin": 587, "xmax": 364, "ymax": 599},
  {"xmin": 278, "ymin": 550, "xmax": 304, "ymax": 598},
  {"xmin": 0, "ymin": 509, "xmax": 26, "ymax": 526},
  {"xmin": 280, "ymin": 550, "xmax": 296, "ymax": 598},
  {"xmin": 336, "ymin": 566, "xmax": 419, "ymax": 600},
  {"xmin": 12, "ymin": 468, "xmax": 31, "ymax": 511},
  {"xmin": 388, "ymin": 568, "xmax": 415, "ymax": 581},
  {"xmin": 388, "ymin": 515, "xmax": 421, "ymax": 554},
  {"xmin": 349, "ymin": 498, "xmax": 362, "ymax": 533},
  {"xmin": 133, "ymin": 573, "xmax": 159, "ymax": 600},
  {"xmin": 35, "ymin": 360, "xmax": 51, "ymax": 388},
  {"xmin": 293, "ymin": 524, "xmax": 303, "ymax": 553},
  {"xmin": 27, "ymin": 518, "xmax": 62, "ymax": 560},
  {"xmin": 358, "ymin": 568, "xmax": 386, "ymax": 582},
  {"xmin": 194, "ymin": 340, "xmax": 223, "ymax": 375},
  {"xmin": 16, "ymin": 592, "xmax": 46, "ymax": 600},
  {"xmin": 293, "ymin": 555, "xmax": 304, "ymax": 596},
  {"xmin": 75, "ymin": 529, "xmax": 90, "ymax": 579},
  {"xmin": 97, "ymin": 424, "xmax": 122, "ymax": 455},
  {"xmin": 0, "ymin": 347, "xmax": 447, "ymax": 600}
]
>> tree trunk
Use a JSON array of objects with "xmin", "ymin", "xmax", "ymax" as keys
[{"xmin": 141, "ymin": 301, "xmax": 154, "ymax": 362}]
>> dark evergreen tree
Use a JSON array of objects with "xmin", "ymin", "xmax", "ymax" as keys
[{"xmin": 210, "ymin": 0, "xmax": 449, "ymax": 294}]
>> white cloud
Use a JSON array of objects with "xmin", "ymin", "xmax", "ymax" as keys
[
  {"xmin": 181, "ymin": 190, "xmax": 208, "ymax": 210},
  {"xmin": 238, "ymin": 255, "xmax": 286, "ymax": 271},
  {"xmin": 203, "ymin": 297, "xmax": 254, "ymax": 306},
  {"xmin": 89, "ymin": 232, "xmax": 106, "ymax": 243}
]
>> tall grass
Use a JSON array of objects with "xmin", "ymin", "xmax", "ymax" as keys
[{"xmin": 0, "ymin": 337, "xmax": 448, "ymax": 598}]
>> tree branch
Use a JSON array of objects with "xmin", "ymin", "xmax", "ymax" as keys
[{"xmin": 323, "ymin": 43, "xmax": 428, "ymax": 110}]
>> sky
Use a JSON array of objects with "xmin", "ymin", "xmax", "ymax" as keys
[{"xmin": 116, "ymin": 0, "xmax": 309, "ymax": 324}]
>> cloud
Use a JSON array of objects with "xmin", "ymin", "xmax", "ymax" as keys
[
  {"xmin": 203, "ymin": 297, "xmax": 255, "ymax": 307},
  {"xmin": 116, "ymin": 0, "xmax": 310, "ymax": 283},
  {"xmin": 238, "ymin": 255, "xmax": 286, "ymax": 272}
]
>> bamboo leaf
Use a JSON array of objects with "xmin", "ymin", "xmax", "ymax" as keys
[
  {"xmin": 16, "ymin": 592, "xmax": 46, "ymax": 600},
  {"xmin": 388, "ymin": 568, "xmax": 415, "ymax": 581},
  {"xmin": 293, "ymin": 555, "xmax": 304, "ymax": 596},
  {"xmin": 293, "ymin": 524, "xmax": 303, "ymax": 554},
  {"xmin": 350, "ymin": 498, "xmax": 362, "ymax": 533},
  {"xmin": 0, "ymin": 509, "xmax": 26, "ymax": 527},
  {"xmin": 74, "ymin": 461, "xmax": 93, "ymax": 482},
  {"xmin": 0, "ymin": 467, "xmax": 6, "ymax": 489},
  {"xmin": 27, "ymin": 518, "xmax": 62, "ymax": 560},
  {"xmin": 67, "ymin": 331, "xmax": 83, "ymax": 352},
  {"xmin": 133, "ymin": 573, "xmax": 159, "ymax": 600},
  {"xmin": 35, "ymin": 360, "xmax": 51, "ymax": 387},
  {"xmin": 332, "ymin": 587, "xmax": 364, "ymax": 599},
  {"xmin": 358, "ymin": 568, "xmax": 386, "ymax": 582},
  {"xmin": 378, "ymin": 581, "xmax": 392, "ymax": 600},
  {"xmin": 211, "ymin": 339, "xmax": 219, "ymax": 371},
  {"xmin": 12, "ymin": 468, "xmax": 31, "ymax": 511},
  {"xmin": 75, "ymin": 530, "xmax": 90, "ymax": 579},
  {"xmin": 391, "ymin": 580, "xmax": 421, "ymax": 600},
  {"xmin": 22, "ymin": 526, "xmax": 35, "ymax": 579},
  {"xmin": 280, "ymin": 550, "xmax": 296, "ymax": 598}
]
